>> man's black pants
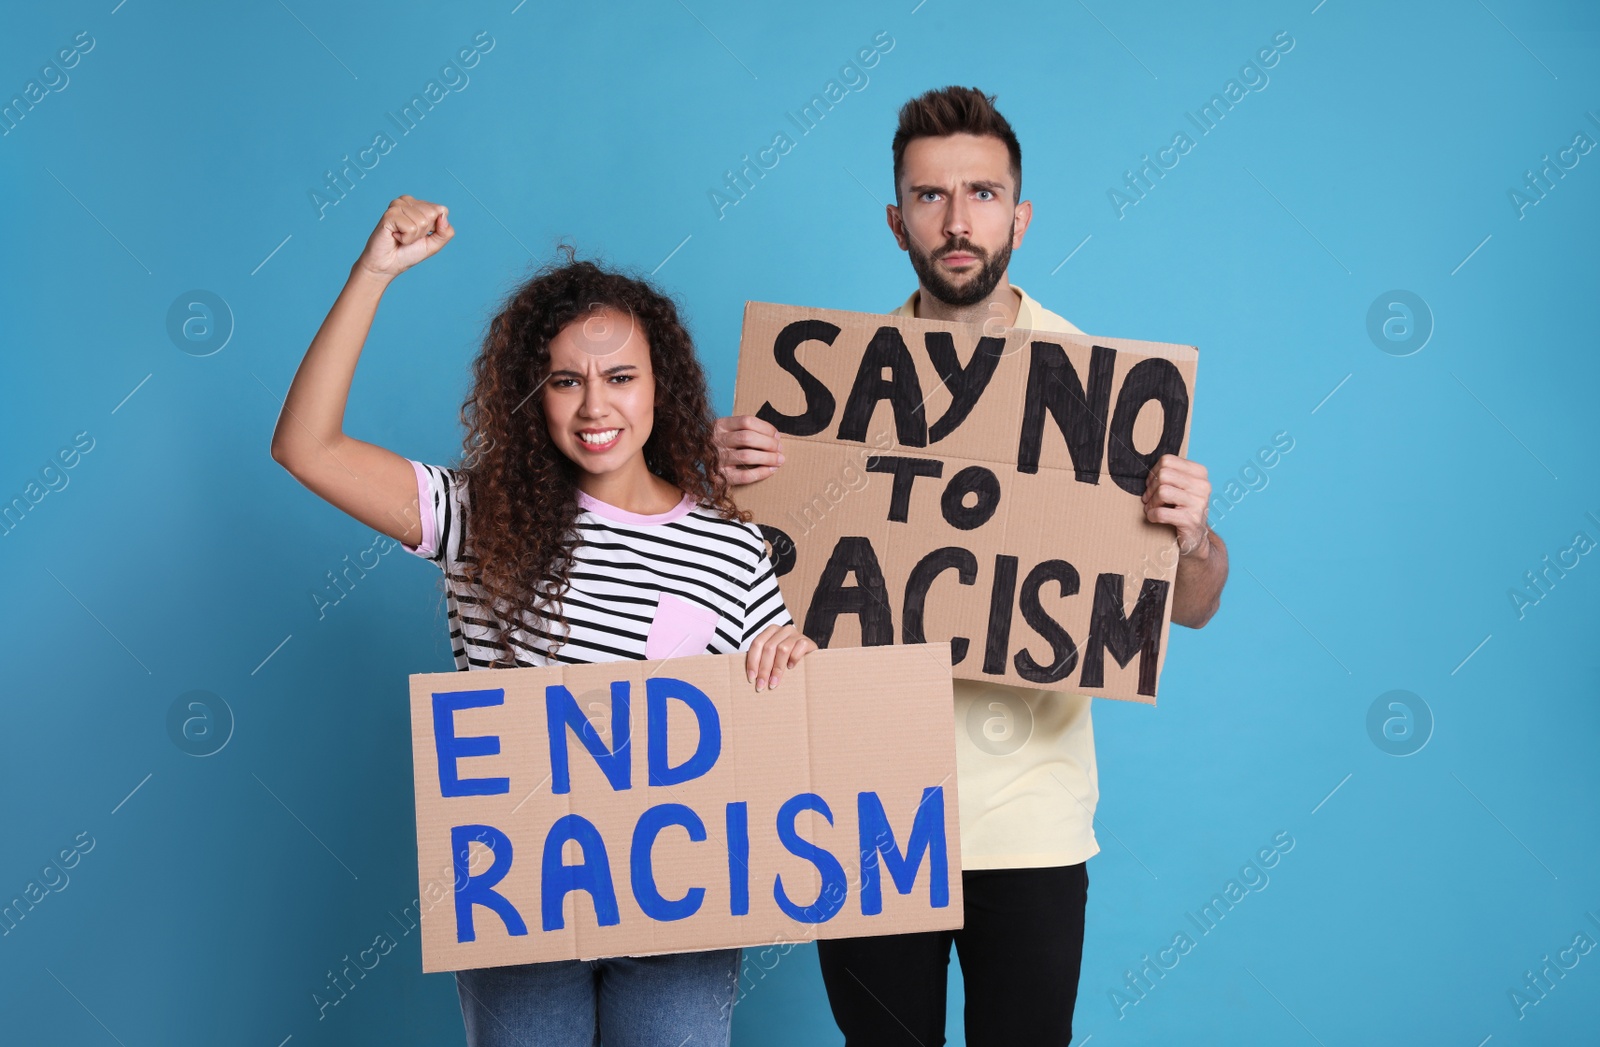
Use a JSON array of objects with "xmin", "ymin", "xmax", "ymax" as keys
[{"xmin": 815, "ymin": 863, "xmax": 1088, "ymax": 1047}]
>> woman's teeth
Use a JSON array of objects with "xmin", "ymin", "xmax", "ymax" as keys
[{"xmin": 578, "ymin": 429, "xmax": 620, "ymax": 446}]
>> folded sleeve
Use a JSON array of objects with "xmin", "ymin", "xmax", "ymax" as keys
[
  {"xmin": 740, "ymin": 523, "xmax": 795, "ymax": 647},
  {"xmin": 399, "ymin": 460, "xmax": 459, "ymax": 566}
]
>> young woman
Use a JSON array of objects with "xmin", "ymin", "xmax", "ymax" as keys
[{"xmin": 270, "ymin": 194, "xmax": 816, "ymax": 1046}]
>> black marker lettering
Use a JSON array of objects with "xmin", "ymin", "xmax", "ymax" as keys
[
  {"xmin": 1079, "ymin": 572, "xmax": 1169, "ymax": 695},
  {"xmin": 802, "ymin": 536, "xmax": 895, "ymax": 647},
  {"xmin": 939, "ymin": 465, "xmax": 1001, "ymax": 531},
  {"xmin": 902, "ymin": 546, "xmax": 978, "ymax": 665},
  {"xmin": 982, "ymin": 554, "xmax": 1020, "ymax": 675},
  {"xmin": 756, "ymin": 320, "xmax": 840, "ymax": 436},
  {"xmin": 838, "ymin": 326, "xmax": 928, "ymax": 447},
  {"xmin": 1106, "ymin": 358, "xmax": 1189, "ymax": 496},
  {"xmin": 865, "ymin": 456, "xmax": 944, "ymax": 522},
  {"xmin": 1017, "ymin": 341, "xmax": 1116, "ymax": 480},
  {"xmin": 924, "ymin": 331, "xmax": 1005, "ymax": 442},
  {"xmin": 1013, "ymin": 559, "xmax": 1080, "ymax": 684}
]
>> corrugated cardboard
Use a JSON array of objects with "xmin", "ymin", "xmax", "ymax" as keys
[
  {"xmin": 730, "ymin": 302, "xmax": 1199, "ymax": 703},
  {"xmin": 409, "ymin": 644, "xmax": 961, "ymax": 972}
]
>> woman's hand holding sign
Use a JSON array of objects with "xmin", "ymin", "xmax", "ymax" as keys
[{"xmin": 746, "ymin": 623, "xmax": 817, "ymax": 692}]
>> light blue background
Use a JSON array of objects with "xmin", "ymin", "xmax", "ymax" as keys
[{"xmin": 3, "ymin": 1, "xmax": 1596, "ymax": 1044}]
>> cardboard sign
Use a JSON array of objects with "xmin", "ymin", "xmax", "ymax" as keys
[
  {"xmin": 730, "ymin": 302, "xmax": 1199, "ymax": 704},
  {"xmin": 408, "ymin": 644, "xmax": 961, "ymax": 972}
]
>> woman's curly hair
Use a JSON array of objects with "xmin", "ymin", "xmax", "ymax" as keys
[{"xmin": 453, "ymin": 245, "xmax": 745, "ymax": 668}]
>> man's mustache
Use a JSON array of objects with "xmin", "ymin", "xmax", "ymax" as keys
[{"xmin": 933, "ymin": 238, "xmax": 986, "ymax": 261}]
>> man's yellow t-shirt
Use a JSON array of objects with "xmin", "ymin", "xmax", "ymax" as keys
[{"xmin": 891, "ymin": 283, "xmax": 1101, "ymax": 870}]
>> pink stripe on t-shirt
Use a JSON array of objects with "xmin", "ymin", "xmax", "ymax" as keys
[
  {"xmin": 400, "ymin": 459, "xmax": 438, "ymax": 558},
  {"xmin": 576, "ymin": 490, "xmax": 695, "ymax": 526}
]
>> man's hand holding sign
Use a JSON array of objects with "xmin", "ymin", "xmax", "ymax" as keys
[{"xmin": 1144, "ymin": 452, "xmax": 1226, "ymax": 629}]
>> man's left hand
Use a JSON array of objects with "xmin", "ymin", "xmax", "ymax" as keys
[{"xmin": 1142, "ymin": 454, "xmax": 1212, "ymax": 558}]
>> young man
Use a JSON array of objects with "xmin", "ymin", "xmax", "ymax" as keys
[{"xmin": 715, "ymin": 86, "xmax": 1229, "ymax": 1046}]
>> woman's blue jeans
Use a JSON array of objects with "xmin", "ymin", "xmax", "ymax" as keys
[{"xmin": 455, "ymin": 948, "xmax": 740, "ymax": 1046}]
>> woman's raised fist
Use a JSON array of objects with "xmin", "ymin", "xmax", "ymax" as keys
[{"xmin": 355, "ymin": 194, "xmax": 454, "ymax": 280}]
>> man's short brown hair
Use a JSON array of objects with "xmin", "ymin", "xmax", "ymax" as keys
[{"xmin": 891, "ymin": 85, "xmax": 1022, "ymax": 204}]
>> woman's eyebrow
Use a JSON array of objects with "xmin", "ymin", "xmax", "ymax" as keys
[{"xmin": 547, "ymin": 363, "xmax": 640, "ymax": 378}]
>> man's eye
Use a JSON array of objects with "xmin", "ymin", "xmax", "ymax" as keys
[
  {"xmin": 920, "ymin": 191, "xmax": 940, "ymax": 202},
  {"xmin": 976, "ymin": 189, "xmax": 994, "ymax": 200}
]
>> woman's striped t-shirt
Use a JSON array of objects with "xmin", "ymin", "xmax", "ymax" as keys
[{"xmin": 399, "ymin": 460, "xmax": 794, "ymax": 671}]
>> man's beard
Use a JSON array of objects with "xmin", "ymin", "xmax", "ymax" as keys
[{"xmin": 907, "ymin": 230, "xmax": 1013, "ymax": 308}]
